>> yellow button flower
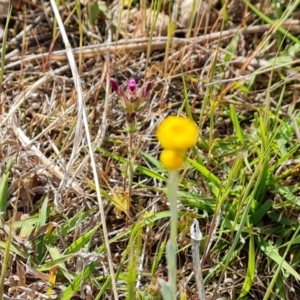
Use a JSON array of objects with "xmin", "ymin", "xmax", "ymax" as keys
[
  {"xmin": 156, "ymin": 116, "xmax": 198, "ymax": 151},
  {"xmin": 160, "ymin": 150, "xmax": 185, "ymax": 170}
]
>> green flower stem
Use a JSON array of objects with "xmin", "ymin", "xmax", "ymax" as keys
[
  {"xmin": 126, "ymin": 132, "xmax": 134, "ymax": 224},
  {"xmin": 166, "ymin": 170, "xmax": 180, "ymax": 297}
]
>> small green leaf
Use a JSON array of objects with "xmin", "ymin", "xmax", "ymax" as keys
[
  {"xmin": 88, "ymin": 2, "xmax": 100, "ymax": 23},
  {"xmin": 250, "ymin": 199, "xmax": 273, "ymax": 225},
  {"xmin": 267, "ymin": 212, "xmax": 295, "ymax": 226}
]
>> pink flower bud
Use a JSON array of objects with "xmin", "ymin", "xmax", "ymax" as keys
[
  {"xmin": 110, "ymin": 78, "xmax": 153, "ymax": 113},
  {"xmin": 110, "ymin": 78, "xmax": 120, "ymax": 94}
]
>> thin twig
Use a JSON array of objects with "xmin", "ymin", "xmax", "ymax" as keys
[{"xmin": 190, "ymin": 219, "xmax": 205, "ymax": 300}]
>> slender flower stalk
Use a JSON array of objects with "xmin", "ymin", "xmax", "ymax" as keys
[
  {"xmin": 156, "ymin": 115, "xmax": 198, "ymax": 299},
  {"xmin": 127, "ymin": 132, "xmax": 134, "ymax": 223},
  {"xmin": 166, "ymin": 170, "xmax": 180, "ymax": 296},
  {"xmin": 110, "ymin": 78, "xmax": 153, "ymax": 223},
  {"xmin": 110, "ymin": 77, "xmax": 153, "ymax": 296}
]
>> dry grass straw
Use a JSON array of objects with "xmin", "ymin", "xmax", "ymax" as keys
[
  {"xmin": 3, "ymin": 20, "xmax": 300, "ymax": 71},
  {"xmin": 49, "ymin": 0, "xmax": 118, "ymax": 298}
]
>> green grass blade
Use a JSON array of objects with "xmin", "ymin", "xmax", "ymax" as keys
[
  {"xmin": 229, "ymin": 104, "xmax": 245, "ymax": 145},
  {"xmin": 257, "ymin": 236, "xmax": 300, "ymax": 281},
  {"xmin": 36, "ymin": 194, "xmax": 49, "ymax": 262},
  {"xmin": 64, "ymin": 225, "xmax": 100, "ymax": 255},
  {"xmin": 0, "ymin": 5, "xmax": 12, "ymax": 90},
  {"xmin": 250, "ymin": 199, "xmax": 273, "ymax": 225},
  {"xmin": 263, "ymin": 223, "xmax": 300, "ymax": 299},
  {"xmin": 243, "ymin": 0, "xmax": 300, "ymax": 44},
  {"xmin": 238, "ymin": 231, "xmax": 255, "ymax": 299},
  {"xmin": 0, "ymin": 157, "xmax": 13, "ymax": 221},
  {"xmin": 187, "ymin": 157, "xmax": 221, "ymax": 187},
  {"xmin": 0, "ymin": 223, "xmax": 12, "ymax": 296}
]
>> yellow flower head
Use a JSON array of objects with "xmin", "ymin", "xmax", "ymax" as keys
[
  {"xmin": 156, "ymin": 116, "xmax": 198, "ymax": 151},
  {"xmin": 160, "ymin": 149, "xmax": 184, "ymax": 170}
]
